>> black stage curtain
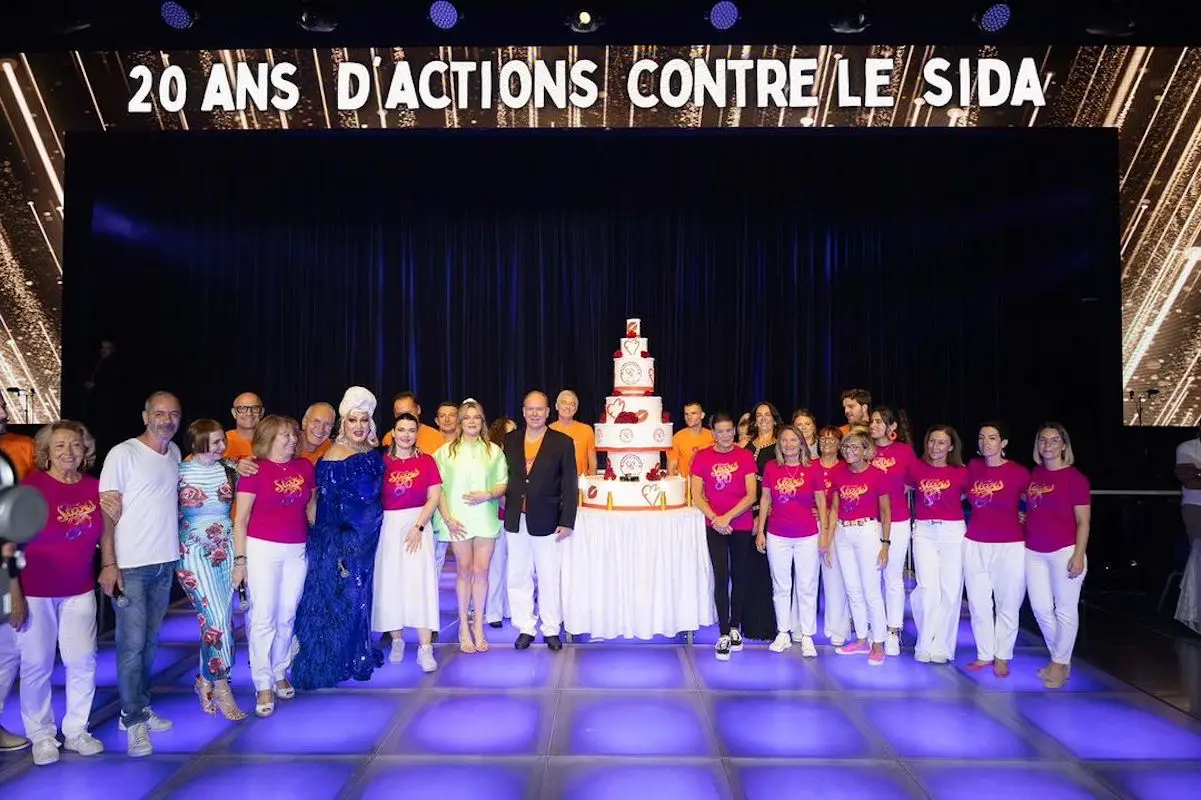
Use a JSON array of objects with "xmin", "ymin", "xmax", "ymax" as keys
[{"xmin": 62, "ymin": 128, "xmax": 1120, "ymax": 470}]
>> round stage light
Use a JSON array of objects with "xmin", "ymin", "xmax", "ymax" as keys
[
  {"xmin": 708, "ymin": 1, "xmax": 739, "ymax": 31},
  {"xmin": 976, "ymin": 3, "xmax": 1011, "ymax": 33},
  {"xmin": 429, "ymin": 1, "xmax": 459, "ymax": 30},
  {"xmin": 160, "ymin": 1, "xmax": 194, "ymax": 30}
]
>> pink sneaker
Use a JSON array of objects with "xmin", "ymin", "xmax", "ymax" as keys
[
  {"xmin": 835, "ymin": 640, "xmax": 871, "ymax": 656},
  {"xmin": 868, "ymin": 648, "xmax": 886, "ymax": 666}
]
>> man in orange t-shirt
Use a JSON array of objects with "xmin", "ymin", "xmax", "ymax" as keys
[
  {"xmin": 0, "ymin": 394, "xmax": 35, "ymax": 478},
  {"xmin": 380, "ymin": 392, "xmax": 445, "ymax": 454},
  {"xmin": 225, "ymin": 391, "xmax": 264, "ymax": 462},
  {"xmin": 549, "ymin": 390, "xmax": 596, "ymax": 476},
  {"xmin": 297, "ymin": 402, "xmax": 336, "ymax": 464},
  {"xmin": 838, "ymin": 388, "xmax": 871, "ymax": 434},
  {"xmin": 668, "ymin": 402, "xmax": 715, "ymax": 477}
]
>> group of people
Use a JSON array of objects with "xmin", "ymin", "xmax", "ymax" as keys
[
  {"xmin": 0, "ymin": 387, "xmax": 580, "ymax": 763},
  {"xmin": 686, "ymin": 390, "xmax": 1091, "ymax": 695}
]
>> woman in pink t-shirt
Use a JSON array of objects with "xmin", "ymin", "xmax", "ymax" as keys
[
  {"xmin": 1024, "ymin": 422, "xmax": 1091, "ymax": 689},
  {"xmin": 868, "ymin": 406, "xmax": 917, "ymax": 657},
  {"xmin": 230, "ymin": 415, "xmax": 316, "ymax": 717},
  {"xmin": 755, "ymin": 425, "xmax": 828, "ymax": 657},
  {"xmin": 908, "ymin": 424, "xmax": 969, "ymax": 664},
  {"xmin": 689, "ymin": 413, "xmax": 758, "ymax": 662},
  {"xmin": 823, "ymin": 431, "xmax": 892, "ymax": 666},
  {"xmin": 10, "ymin": 421, "xmax": 107, "ymax": 764},
  {"xmin": 373, "ymin": 413, "xmax": 443, "ymax": 672},
  {"xmin": 807, "ymin": 425, "xmax": 851, "ymax": 646},
  {"xmin": 963, "ymin": 422, "xmax": 1029, "ymax": 678}
]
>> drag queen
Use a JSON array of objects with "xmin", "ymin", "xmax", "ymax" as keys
[
  {"xmin": 1025, "ymin": 422, "xmax": 1091, "ymax": 689},
  {"xmin": 963, "ymin": 422, "xmax": 1029, "ymax": 678},
  {"xmin": 177, "ymin": 420, "xmax": 245, "ymax": 719},
  {"xmin": 908, "ymin": 425, "xmax": 969, "ymax": 663},
  {"xmin": 435, "ymin": 399, "xmax": 509, "ymax": 653},
  {"xmin": 291, "ymin": 388, "xmax": 386, "ymax": 690},
  {"xmin": 373, "ymin": 413, "xmax": 442, "ymax": 672},
  {"xmin": 868, "ymin": 407, "xmax": 916, "ymax": 657},
  {"xmin": 823, "ymin": 431, "xmax": 891, "ymax": 665}
]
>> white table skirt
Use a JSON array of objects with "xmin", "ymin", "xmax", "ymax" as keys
[{"xmin": 561, "ymin": 507, "xmax": 716, "ymax": 640}]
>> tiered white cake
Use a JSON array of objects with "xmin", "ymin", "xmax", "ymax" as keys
[{"xmin": 580, "ymin": 319, "xmax": 688, "ymax": 510}]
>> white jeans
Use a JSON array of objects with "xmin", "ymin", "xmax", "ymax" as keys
[
  {"xmin": 882, "ymin": 519, "xmax": 912, "ymax": 630},
  {"xmin": 963, "ymin": 539, "xmax": 1026, "ymax": 661},
  {"xmin": 802, "ymin": 538, "xmax": 851, "ymax": 641},
  {"xmin": 506, "ymin": 515, "xmax": 563, "ymax": 638},
  {"xmin": 767, "ymin": 534, "xmax": 820, "ymax": 636},
  {"xmin": 0, "ymin": 622, "xmax": 17, "ymax": 717},
  {"xmin": 1025, "ymin": 545, "xmax": 1086, "ymax": 665},
  {"xmin": 245, "ymin": 538, "xmax": 307, "ymax": 692},
  {"xmin": 485, "ymin": 526, "xmax": 510, "ymax": 623},
  {"xmin": 912, "ymin": 520, "xmax": 966, "ymax": 659},
  {"xmin": 435, "ymin": 540, "xmax": 449, "ymax": 579},
  {"xmin": 13, "ymin": 592, "xmax": 97, "ymax": 742},
  {"xmin": 835, "ymin": 521, "xmax": 887, "ymax": 644}
]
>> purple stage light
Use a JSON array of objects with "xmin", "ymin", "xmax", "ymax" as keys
[
  {"xmin": 1015, "ymin": 696, "xmax": 1201, "ymax": 760},
  {"xmin": 1107, "ymin": 767, "xmax": 1201, "ymax": 799},
  {"xmin": 738, "ymin": 765, "xmax": 915, "ymax": 800},
  {"xmin": 573, "ymin": 647, "xmax": 690, "ymax": 690},
  {"xmin": 0, "ymin": 757, "xmax": 182, "ymax": 799},
  {"xmin": 917, "ymin": 765, "xmax": 1099, "ymax": 800},
  {"xmin": 564, "ymin": 695, "xmax": 711, "ymax": 756},
  {"xmin": 58, "ymin": 644, "xmax": 188, "ymax": 688},
  {"xmin": 708, "ymin": 1, "xmax": 739, "ymax": 31},
  {"xmin": 391, "ymin": 695, "xmax": 545, "ymax": 755},
  {"xmin": 231, "ymin": 694, "xmax": 404, "ymax": 754},
  {"xmin": 159, "ymin": 2, "xmax": 194, "ymax": 30},
  {"xmin": 864, "ymin": 698, "xmax": 1037, "ymax": 759},
  {"xmin": 428, "ymin": 1, "xmax": 459, "ymax": 30},
  {"xmin": 171, "ymin": 761, "xmax": 355, "ymax": 800},
  {"xmin": 692, "ymin": 647, "xmax": 823, "ymax": 691},
  {"xmin": 956, "ymin": 651, "xmax": 1110, "ymax": 692},
  {"xmin": 714, "ymin": 697, "xmax": 871, "ymax": 758},
  {"xmin": 435, "ymin": 647, "xmax": 555, "ymax": 689},
  {"xmin": 977, "ymin": 4, "xmax": 1012, "ymax": 33},
  {"xmin": 554, "ymin": 763, "xmax": 728, "ymax": 800},
  {"xmin": 822, "ymin": 650, "xmax": 958, "ymax": 691},
  {"xmin": 360, "ymin": 763, "xmax": 532, "ymax": 800}
]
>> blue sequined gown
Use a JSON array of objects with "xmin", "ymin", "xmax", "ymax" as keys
[{"xmin": 291, "ymin": 450, "xmax": 386, "ymax": 690}]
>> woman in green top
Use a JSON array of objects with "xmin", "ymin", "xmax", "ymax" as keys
[{"xmin": 435, "ymin": 399, "xmax": 509, "ymax": 653}]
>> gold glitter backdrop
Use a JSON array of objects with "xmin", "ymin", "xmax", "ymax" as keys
[{"xmin": 0, "ymin": 45, "xmax": 1193, "ymax": 425}]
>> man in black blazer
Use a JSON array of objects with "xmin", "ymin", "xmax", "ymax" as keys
[{"xmin": 503, "ymin": 390, "xmax": 578, "ymax": 650}]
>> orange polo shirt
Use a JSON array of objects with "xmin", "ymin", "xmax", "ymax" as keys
[
  {"xmin": 550, "ymin": 420, "xmax": 594, "ymax": 475},
  {"xmin": 298, "ymin": 439, "xmax": 332, "ymax": 465},
  {"xmin": 0, "ymin": 431, "xmax": 36, "ymax": 479},
  {"xmin": 225, "ymin": 430, "xmax": 254, "ymax": 461},
  {"xmin": 671, "ymin": 427, "xmax": 715, "ymax": 477},
  {"xmin": 381, "ymin": 424, "xmax": 446, "ymax": 455}
]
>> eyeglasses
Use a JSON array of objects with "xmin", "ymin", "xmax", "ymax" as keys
[
  {"xmin": 234, "ymin": 405, "xmax": 263, "ymax": 415},
  {"xmin": 1038, "ymin": 437, "xmax": 1064, "ymax": 446}
]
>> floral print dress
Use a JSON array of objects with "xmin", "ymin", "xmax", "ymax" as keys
[{"xmin": 177, "ymin": 459, "xmax": 237, "ymax": 681}]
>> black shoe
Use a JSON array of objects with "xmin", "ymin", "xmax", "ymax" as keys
[
  {"xmin": 489, "ymin": 621, "xmax": 503, "ymax": 629},
  {"xmin": 544, "ymin": 635, "xmax": 563, "ymax": 651},
  {"xmin": 430, "ymin": 630, "xmax": 439, "ymax": 643},
  {"xmin": 514, "ymin": 633, "xmax": 535, "ymax": 650}
]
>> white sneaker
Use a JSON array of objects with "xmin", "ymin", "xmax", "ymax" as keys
[
  {"xmin": 800, "ymin": 635, "xmax": 818, "ymax": 658},
  {"xmin": 390, "ymin": 639, "xmax": 405, "ymax": 663},
  {"xmin": 829, "ymin": 635, "xmax": 847, "ymax": 647},
  {"xmin": 416, "ymin": 644, "xmax": 437, "ymax": 673},
  {"xmin": 791, "ymin": 632, "xmax": 805, "ymax": 643},
  {"xmin": 715, "ymin": 635, "xmax": 732, "ymax": 661},
  {"xmin": 119, "ymin": 708, "xmax": 172, "ymax": 733},
  {"xmin": 729, "ymin": 628, "xmax": 744, "ymax": 652},
  {"xmin": 64, "ymin": 732, "xmax": 104, "ymax": 756},
  {"xmin": 32, "ymin": 738, "xmax": 60, "ymax": 766},
  {"xmin": 769, "ymin": 632, "xmax": 793, "ymax": 653},
  {"xmin": 126, "ymin": 722, "xmax": 152, "ymax": 758},
  {"xmin": 885, "ymin": 631, "xmax": 901, "ymax": 657},
  {"xmin": 915, "ymin": 650, "xmax": 931, "ymax": 663}
]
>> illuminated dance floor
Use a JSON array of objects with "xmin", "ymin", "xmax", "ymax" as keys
[{"xmin": 3, "ymin": 572, "xmax": 1201, "ymax": 799}]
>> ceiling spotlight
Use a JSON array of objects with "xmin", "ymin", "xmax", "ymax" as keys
[
  {"xmin": 568, "ymin": 10, "xmax": 602, "ymax": 33},
  {"xmin": 829, "ymin": 3, "xmax": 869, "ymax": 34},
  {"xmin": 707, "ymin": 1, "xmax": 739, "ymax": 31},
  {"xmin": 974, "ymin": 3, "xmax": 1011, "ymax": 33},
  {"xmin": 298, "ymin": 3, "xmax": 338, "ymax": 33},
  {"xmin": 429, "ymin": 1, "xmax": 460, "ymax": 30},
  {"xmin": 160, "ymin": 1, "xmax": 195, "ymax": 30},
  {"xmin": 1085, "ymin": 1, "xmax": 1135, "ymax": 36}
]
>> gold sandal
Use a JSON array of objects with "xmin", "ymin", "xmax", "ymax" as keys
[
  {"xmin": 459, "ymin": 630, "xmax": 477, "ymax": 654},
  {"xmin": 194, "ymin": 676, "xmax": 215, "ymax": 714},
  {"xmin": 213, "ymin": 681, "xmax": 247, "ymax": 721}
]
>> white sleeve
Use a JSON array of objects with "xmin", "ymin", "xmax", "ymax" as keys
[{"xmin": 99, "ymin": 444, "xmax": 129, "ymax": 493}]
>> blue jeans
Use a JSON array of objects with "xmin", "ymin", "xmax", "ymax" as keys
[{"xmin": 113, "ymin": 562, "xmax": 173, "ymax": 725}]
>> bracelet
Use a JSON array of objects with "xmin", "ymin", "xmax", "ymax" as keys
[
  {"xmin": 233, "ymin": 555, "xmax": 247, "ymax": 564},
  {"xmin": 101, "ymin": 562, "xmax": 116, "ymax": 568},
  {"xmin": 416, "ymin": 524, "xmax": 425, "ymax": 532},
  {"xmin": 880, "ymin": 539, "xmax": 891, "ymax": 545}
]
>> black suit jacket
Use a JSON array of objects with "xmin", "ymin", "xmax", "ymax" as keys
[{"xmin": 502, "ymin": 427, "xmax": 579, "ymax": 536}]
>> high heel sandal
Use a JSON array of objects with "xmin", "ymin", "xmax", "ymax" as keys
[
  {"xmin": 194, "ymin": 676, "xmax": 215, "ymax": 714},
  {"xmin": 473, "ymin": 628, "xmax": 489, "ymax": 653},
  {"xmin": 273, "ymin": 679, "xmax": 296, "ymax": 700},
  {"xmin": 459, "ymin": 629, "xmax": 477, "ymax": 654},
  {"xmin": 212, "ymin": 681, "xmax": 247, "ymax": 721},
  {"xmin": 255, "ymin": 690, "xmax": 275, "ymax": 717}
]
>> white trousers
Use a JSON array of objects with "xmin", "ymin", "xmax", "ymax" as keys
[
  {"xmin": 767, "ymin": 534, "xmax": 820, "ymax": 635},
  {"xmin": 435, "ymin": 540, "xmax": 449, "ymax": 580},
  {"xmin": 506, "ymin": 516, "xmax": 563, "ymax": 638},
  {"xmin": 882, "ymin": 520, "xmax": 912, "ymax": 630},
  {"xmin": 0, "ymin": 622, "xmax": 17, "ymax": 716},
  {"xmin": 835, "ymin": 521, "xmax": 887, "ymax": 644},
  {"xmin": 1025, "ymin": 545, "xmax": 1086, "ymax": 665},
  {"xmin": 13, "ymin": 592, "xmax": 97, "ymax": 742},
  {"xmin": 245, "ymin": 538, "xmax": 307, "ymax": 692},
  {"xmin": 485, "ymin": 527, "xmax": 510, "ymax": 623},
  {"xmin": 912, "ymin": 520, "xmax": 966, "ymax": 659},
  {"xmin": 797, "ymin": 538, "xmax": 851, "ymax": 641},
  {"xmin": 963, "ymin": 539, "xmax": 1026, "ymax": 661}
]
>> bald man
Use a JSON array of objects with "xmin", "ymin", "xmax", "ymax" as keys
[
  {"xmin": 298, "ymin": 403, "xmax": 336, "ymax": 464},
  {"xmin": 225, "ymin": 392, "xmax": 264, "ymax": 462}
]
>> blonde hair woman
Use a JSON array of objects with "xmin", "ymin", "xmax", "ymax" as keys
[{"xmin": 434, "ymin": 399, "xmax": 509, "ymax": 654}]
